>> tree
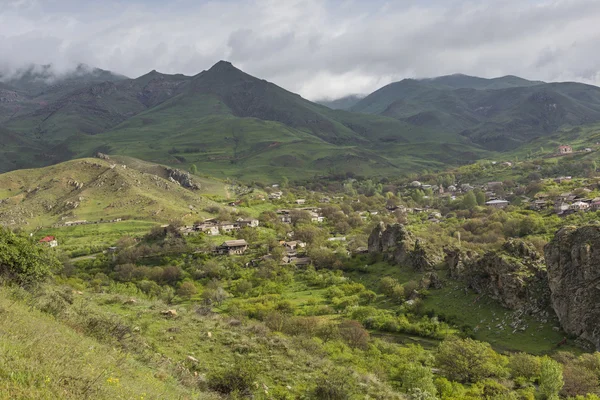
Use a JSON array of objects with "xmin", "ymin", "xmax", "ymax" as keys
[
  {"xmin": 400, "ymin": 364, "xmax": 437, "ymax": 397},
  {"xmin": 475, "ymin": 191, "xmax": 486, "ymax": 206},
  {"xmin": 539, "ymin": 356, "xmax": 563, "ymax": 400},
  {"xmin": 338, "ymin": 320, "xmax": 369, "ymax": 349},
  {"xmin": 462, "ymin": 191, "xmax": 478, "ymax": 209},
  {"xmin": 0, "ymin": 227, "xmax": 60, "ymax": 285},
  {"xmin": 190, "ymin": 164, "xmax": 198, "ymax": 175},
  {"xmin": 436, "ymin": 337, "xmax": 508, "ymax": 383},
  {"xmin": 176, "ymin": 281, "xmax": 198, "ymax": 299}
]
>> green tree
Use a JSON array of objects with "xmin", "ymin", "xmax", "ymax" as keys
[
  {"xmin": 436, "ymin": 337, "xmax": 508, "ymax": 383},
  {"xmin": 539, "ymin": 356, "xmax": 563, "ymax": 400},
  {"xmin": 475, "ymin": 191, "xmax": 486, "ymax": 206},
  {"xmin": 176, "ymin": 281, "xmax": 198, "ymax": 299},
  {"xmin": 0, "ymin": 227, "xmax": 60, "ymax": 285},
  {"xmin": 189, "ymin": 164, "xmax": 198, "ymax": 174},
  {"xmin": 400, "ymin": 364, "xmax": 437, "ymax": 397},
  {"xmin": 462, "ymin": 191, "xmax": 478, "ymax": 209}
]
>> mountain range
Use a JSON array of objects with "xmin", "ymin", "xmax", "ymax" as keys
[{"xmin": 2, "ymin": 62, "xmax": 600, "ymax": 181}]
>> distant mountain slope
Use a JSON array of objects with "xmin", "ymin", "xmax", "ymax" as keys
[
  {"xmin": 317, "ymin": 95, "xmax": 364, "ymax": 110},
  {"xmin": 0, "ymin": 62, "xmax": 490, "ymax": 180},
  {"xmin": 0, "ymin": 157, "xmax": 220, "ymax": 227},
  {"xmin": 350, "ymin": 75, "xmax": 600, "ymax": 151},
  {"xmin": 0, "ymin": 63, "xmax": 127, "ymax": 96}
]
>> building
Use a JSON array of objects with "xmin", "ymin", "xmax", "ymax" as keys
[
  {"xmin": 570, "ymin": 201, "xmax": 590, "ymax": 211},
  {"xmin": 39, "ymin": 236, "xmax": 58, "ymax": 248},
  {"xmin": 309, "ymin": 212, "xmax": 324, "ymax": 223},
  {"xmin": 215, "ymin": 240, "xmax": 249, "ymax": 255},
  {"xmin": 218, "ymin": 222, "xmax": 238, "ymax": 233},
  {"xmin": 558, "ymin": 145, "xmax": 573, "ymax": 155},
  {"xmin": 487, "ymin": 181, "xmax": 503, "ymax": 190},
  {"xmin": 591, "ymin": 201, "xmax": 600, "ymax": 211},
  {"xmin": 485, "ymin": 199, "xmax": 510, "ymax": 209},
  {"xmin": 269, "ymin": 191, "xmax": 283, "ymax": 200},
  {"xmin": 295, "ymin": 199, "xmax": 306, "ymax": 205},
  {"xmin": 236, "ymin": 218, "xmax": 260, "ymax": 228}
]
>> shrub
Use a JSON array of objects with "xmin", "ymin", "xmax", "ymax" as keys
[
  {"xmin": 312, "ymin": 370, "xmax": 355, "ymax": 400},
  {"xmin": 508, "ymin": 352, "xmax": 540, "ymax": 381},
  {"xmin": 208, "ymin": 362, "xmax": 257, "ymax": 395},
  {"xmin": 0, "ymin": 227, "xmax": 60, "ymax": 285},
  {"xmin": 538, "ymin": 356, "xmax": 563, "ymax": 400},
  {"xmin": 338, "ymin": 320, "xmax": 369, "ymax": 349},
  {"xmin": 176, "ymin": 282, "xmax": 198, "ymax": 300}
]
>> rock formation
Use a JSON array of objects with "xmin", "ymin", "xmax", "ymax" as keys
[
  {"xmin": 368, "ymin": 223, "xmax": 440, "ymax": 270},
  {"xmin": 166, "ymin": 168, "xmax": 200, "ymax": 190},
  {"xmin": 465, "ymin": 240, "xmax": 550, "ymax": 311},
  {"xmin": 545, "ymin": 226, "xmax": 600, "ymax": 350}
]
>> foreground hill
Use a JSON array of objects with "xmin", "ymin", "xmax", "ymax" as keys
[
  {"xmin": 0, "ymin": 62, "xmax": 487, "ymax": 181},
  {"xmin": 349, "ymin": 74, "xmax": 600, "ymax": 151},
  {"xmin": 0, "ymin": 157, "xmax": 221, "ymax": 228}
]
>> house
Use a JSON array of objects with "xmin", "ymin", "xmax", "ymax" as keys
[
  {"xmin": 195, "ymin": 223, "xmax": 220, "ymax": 236},
  {"xmin": 410, "ymin": 181, "xmax": 422, "ymax": 188},
  {"xmin": 237, "ymin": 218, "xmax": 260, "ymax": 228},
  {"xmin": 447, "ymin": 185, "xmax": 457, "ymax": 192},
  {"xmin": 554, "ymin": 202, "xmax": 570, "ymax": 214},
  {"xmin": 269, "ymin": 191, "xmax": 283, "ymax": 200},
  {"xmin": 591, "ymin": 201, "xmax": 600, "ymax": 211},
  {"xmin": 309, "ymin": 212, "xmax": 324, "ymax": 223},
  {"xmin": 585, "ymin": 148, "xmax": 593, "ymax": 152},
  {"xmin": 531, "ymin": 200, "xmax": 549, "ymax": 210},
  {"xmin": 485, "ymin": 199, "xmax": 509, "ymax": 209},
  {"xmin": 215, "ymin": 239, "xmax": 249, "ymax": 255},
  {"xmin": 570, "ymin": 201, "xmax": 590, "ymax": 211},
  {"xmin": 64, "ymin": 220, "xmax": 87, "ymax": 226},
  {"xmin": 328, "ymin": 236, "xmax": 347, "ymax": 242},
  {"xmin": 295, "ymin": 199, "xmax": 306, "ymax": 205},
  {"xmin": 558, "ymin": 145, "xmax": 573, "ymax": 155},
  {"xmin": 279, "ymin": 215, "xmax": 292, "ymax": 224},
  {"xmin": 39, "ymin": 236, "xmax": 58, "ymax": 248},
  {"xmin": 502, "ymin": 162, "xmax": 513, "ymax": 167},
  {"xmin": 218, "ymin": 222, "xmax": 239, "ymax": 233}
]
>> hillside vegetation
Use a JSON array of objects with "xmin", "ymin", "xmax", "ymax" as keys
[{"xmin": 0, "ymin": 157, "xmax": 223, "ymax": 229}]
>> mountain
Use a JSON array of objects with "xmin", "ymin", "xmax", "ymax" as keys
[
  {"xmin": 349, "ymin": 74, "xmax": 600, "ymax": 151},
  {"xmin": 0, "ymin": 157, "xmax": 222, "ymax": 228},
  {"xmin": 0, "ymin": 61, "xmax": 486, "ymax": 181},
  {"xmin": 317, "ymin": 95, "xmax": 364, "ymax": 110},
  {"xmin": 0, "ymin": 63, "xmax": 127, "ymax": 96}
]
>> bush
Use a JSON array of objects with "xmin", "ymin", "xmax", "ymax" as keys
[
  {"xmin": 312, "ymin": 370, "xmax": 355, "ymax": 399},
  {"xmin": 0, "ymin": 227, "xmax": 60, "ymax": 285},
  {"xmin": 435, "ymin": 337, "xmax": 508, "ymax": 383},
  {"xmin": 208, "ymin": 362, "xmax": 257, "ymax": 395}
]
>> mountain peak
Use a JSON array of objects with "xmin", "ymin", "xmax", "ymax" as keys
[{"xmin": 209, "ymin": 60, "xmax": 238, "ymax": 73}]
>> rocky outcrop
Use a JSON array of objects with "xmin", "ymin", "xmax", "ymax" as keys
[
  {"xmin": 166, "ymin": 168, "xmax": 200, "ymax": 190},
  {"xmin": 545, "ymin": 226, "xmax": 600, "ymax": 350},
  {"xmin": 368, "ymin": 223, "xmax": 441, "ymax": 270},
  {"xmin": 465, "ymin": 240, "xmax": 550, "ymax": 311}
]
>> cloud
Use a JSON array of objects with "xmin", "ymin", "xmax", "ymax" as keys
[{"xmin": 1, "ymin": 0, "xmax": 600, "ymax": 99}]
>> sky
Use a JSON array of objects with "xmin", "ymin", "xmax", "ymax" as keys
[{"xmin": 1, "ymin": 0, "xmax": 600, "ymax": 100}]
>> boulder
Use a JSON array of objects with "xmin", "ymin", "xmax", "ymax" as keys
[
  {"xmin": 161, "ymin": 309, "xmax": 178, "ymax": 317},
  {"xmin": 166, "ymin": 168, "xmax": 200, "ymax": 190},
  {"xmin": 545, "ymin": 226, "xmax": 600, "ymax": 350}
]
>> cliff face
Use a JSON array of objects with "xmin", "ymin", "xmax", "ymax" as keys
[
  {"xmin": 368, "ymin": 223, "xmax": 440, "ymax": 270},
  {"xmin": 464, "ymin": 240, "xmax": 550, "ymax": 311},
  {"xmin": 545, "ymin": 226, "xmax": 600, "ymax": 350}
]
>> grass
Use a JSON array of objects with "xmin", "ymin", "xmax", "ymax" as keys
[
  {"xmin": 0, "ymin": 157, "xmax": 219, "ymax": 230},
  {"xmin": 346, "ymin": 261, "xmax": 577, "ymax": 355},
  {"xmin": 37, "ymin": 221, "xmax": 159, "ymax": 253},
  {"xmin": 0, "ymin": 288, "xmax": 200, "ymax": 400}
]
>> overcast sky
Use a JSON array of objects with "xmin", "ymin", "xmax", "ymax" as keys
[{"xmin": 2, "ymin": 0, "xmax": 600, "ymax": 100}]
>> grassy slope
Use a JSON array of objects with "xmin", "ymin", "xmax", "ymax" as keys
[
  {"xmin": 0, "ymin": 289, "xmax": 198, "ymax": 400},
  {"xmin": 0, "ymin": 158, "xmax": 223, "ymax": 229}
]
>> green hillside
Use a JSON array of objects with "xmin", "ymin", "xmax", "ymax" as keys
[
  {"xmin": 0, "ymin": 61, "xmax": 489, "ymax": 181},
  {"xmin": 350, "ymin": 75, "xmax": 600, "ymax": 151},
  {"xmin": 0, "ymin": 157, "xmax": 223, "ymax": 229}
]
